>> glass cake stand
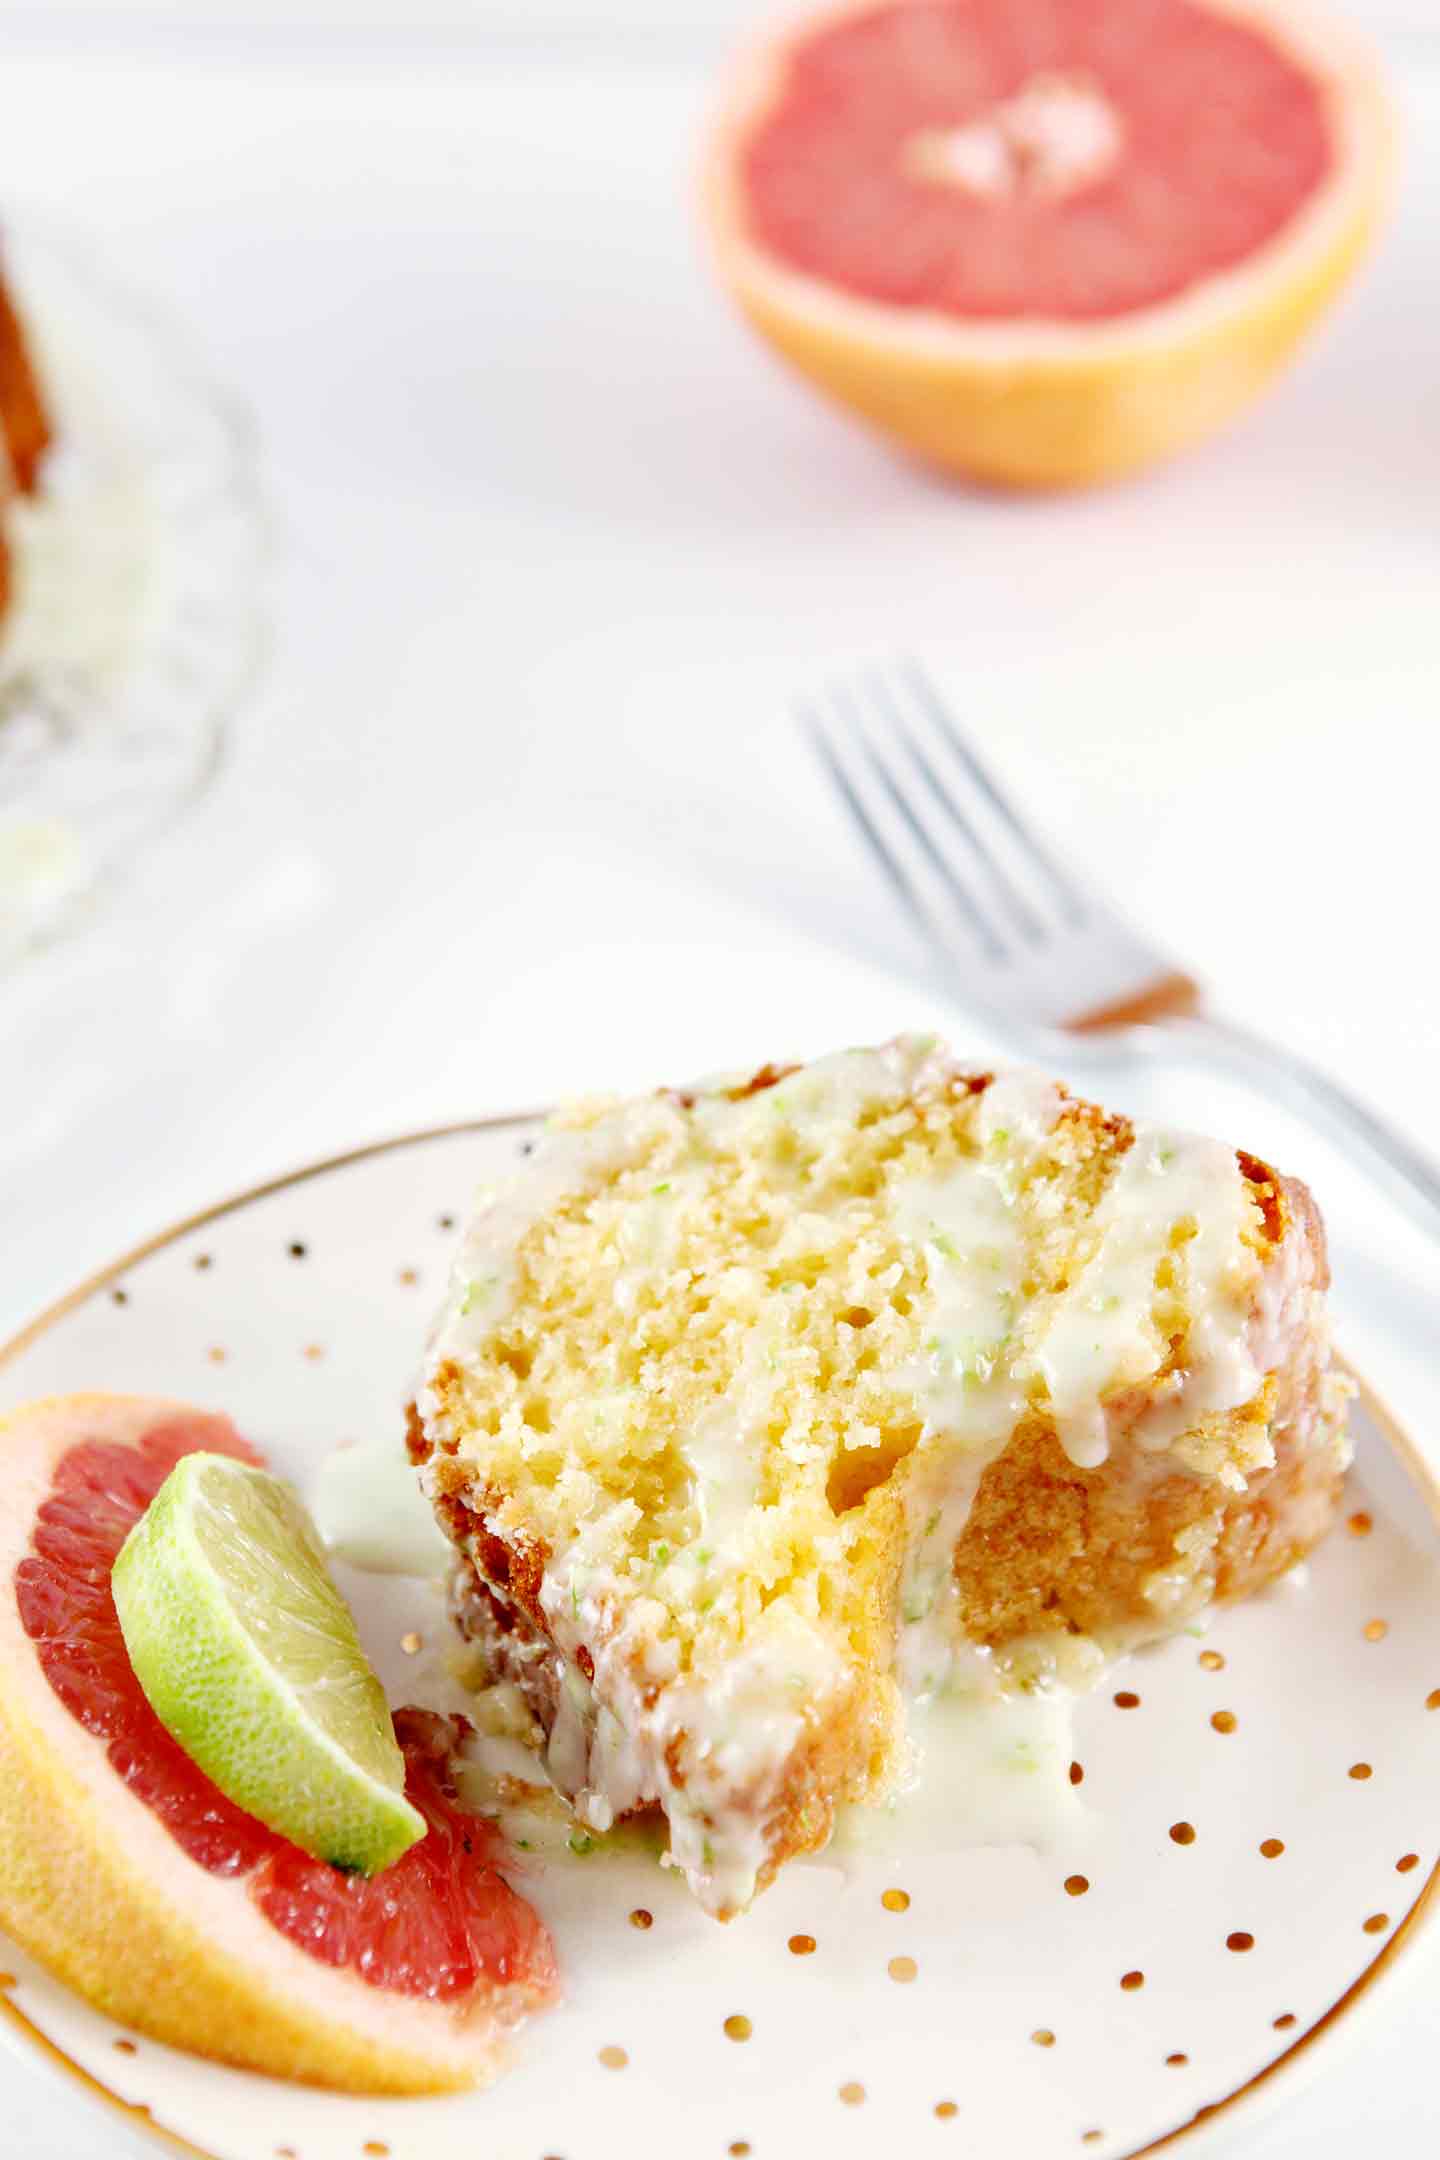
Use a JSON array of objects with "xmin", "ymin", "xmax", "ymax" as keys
[{"xmin": 0, "ymin": 222, "xmax": 265, "ymax": 966}]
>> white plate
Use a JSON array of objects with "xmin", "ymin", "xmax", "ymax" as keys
[{"xmin": 2, "ymin": 1118, "xmax": 1438, "ymax": 2160}]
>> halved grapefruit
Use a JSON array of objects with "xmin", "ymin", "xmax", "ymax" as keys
[
  {"xmin": 704, "ymin": 0, "xmax": 1394, "ymax": 488},
  {"xmin": 0, "ymin": 1393, "xmax": 556, "ymax": 2094}
]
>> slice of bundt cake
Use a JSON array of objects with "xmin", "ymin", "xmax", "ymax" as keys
[{"xmin": 411, "ymin": 1037, "xmax": 1349, "ymax": 1917}]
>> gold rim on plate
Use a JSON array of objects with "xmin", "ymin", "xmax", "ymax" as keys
[{"xmin": 0, "ymin": 1116, "xmax": 1435, "ymax": 2160}]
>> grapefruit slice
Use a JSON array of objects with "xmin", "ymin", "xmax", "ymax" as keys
[
  {"xmin": 704, "ymin": 0, "xmax": 1393, "ymax": 488},
  {"xmin": 0, "ymin": 1393, "xmax": 557, "ymax": 2094}
]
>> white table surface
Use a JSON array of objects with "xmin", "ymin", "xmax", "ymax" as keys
[{"xmin": 3, "ymin": 23, "xmax": 1439, "ymax": 2155}]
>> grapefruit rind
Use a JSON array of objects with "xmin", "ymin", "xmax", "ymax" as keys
[
  {"xmin": 0, "ymin": 1393, "xmax": 554, "ymax": 2095},
  {"xmin": 703, "ymin": 0, "xmax": 1396, "ymax": 489},
  {"xmin": 113, "ymin": 1452, "xmax": 426, "ymax": 1878}
]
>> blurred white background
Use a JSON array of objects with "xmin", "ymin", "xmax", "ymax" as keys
[
  {"xmin": 4, "ymin": 0, "xmax": 1439, "ymax": 36},
  {"xmin": 2, "ymin": 0, "xmax": 1439, "ymax": 2150}
]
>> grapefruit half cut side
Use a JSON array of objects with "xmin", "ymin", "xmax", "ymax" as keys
[
  {"xmin": 0, "ymin": 1393, "xmax": 557, "ymax": 2095},
  {"xmin": 704, "ymin": 0, "xmax": 1394, "ymax": 488}
]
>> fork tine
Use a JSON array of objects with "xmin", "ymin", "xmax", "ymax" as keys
[
  {"xmin": 899, "ymin": 658, "xmax": 1087, "ymax": 925},
  {"xmin": 868, "ymin": 667, "xmax": 1046, "ymax": 947},
  {"xmin": 845, "ymin": 696, "xmax": 1008, "ymax": 964},
  {"xmin": 800, "ymin": 701, "xmax": 938, "ymax": 955}
]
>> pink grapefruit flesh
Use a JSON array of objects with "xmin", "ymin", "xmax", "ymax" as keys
[
  {"xmin": 741, "ymin": 0, "xmax": 1333, "ymax": 321},
  {"xmin": 0, "ymin": 1394, "xmax": 556, "ymax": 2091},
  {"xmin": 706, "ymin": 0, "xmax": 1393, "ymax": 486}
]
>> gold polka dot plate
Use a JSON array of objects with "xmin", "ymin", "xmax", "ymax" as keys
[{"xmin": 2, "ymin": 1117, "xmax": 1438, "ymax": 2160}]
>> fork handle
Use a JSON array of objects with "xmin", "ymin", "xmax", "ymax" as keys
[{"xmin": 1139, "ymin": 1012, "xmax": 1440, "ymax": 1243}]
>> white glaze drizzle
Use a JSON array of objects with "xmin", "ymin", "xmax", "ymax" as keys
[
  {"xmin": 831, "ymin": 1679, "xmax": 1086, "ymax": 1862},
  {"xmin": 308, "ymin": 1431, "xmax": 451, "ymax": 1579},
  {"xmin": 536, "ymin": 1559, "xmax": 845, "ymax": 1914},
  {"xmin": 889, "ymin": 1070, "xmax": 1063, "ymax": 1692},
  {"xmin": 1021, "ymin": 1129, "xmax": 1262, "ymax": 1470}
]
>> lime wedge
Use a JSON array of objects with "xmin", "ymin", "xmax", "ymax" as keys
[{"xmin": 112, "ymin": 1452, "xmax": 425, "ymax": 1876}]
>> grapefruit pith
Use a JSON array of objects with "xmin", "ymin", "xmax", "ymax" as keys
[
  {"xmin": 704, "ymin": 0, "xmax": 1393, "ymax": 488},
  {"xmin": 0, "ymin": 1393, "xmax": 556, "ymax": 2094}
]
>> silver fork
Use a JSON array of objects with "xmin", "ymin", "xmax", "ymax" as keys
[{"xmin": 805, "ymin": 657, "xmax": 1440, "ymax": 1241}]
